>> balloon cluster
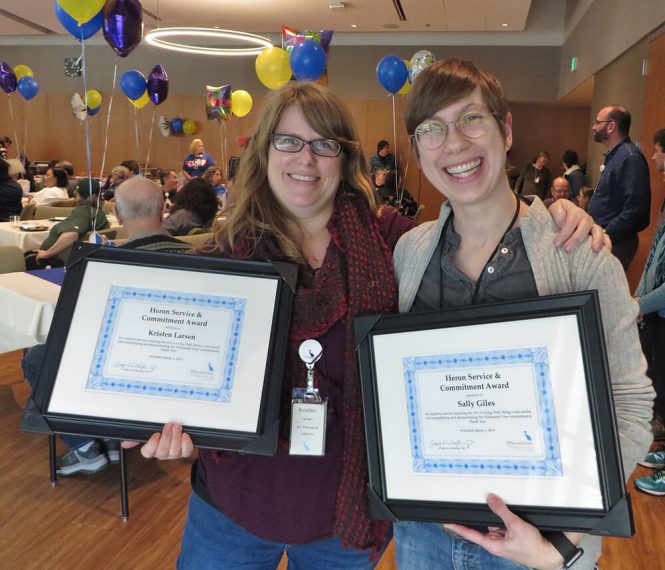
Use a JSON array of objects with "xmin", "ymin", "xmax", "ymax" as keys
[
  {"xmin": 120, "ymin": 65, "xmax": 168, "ymax": 109},
  {"xmin": 158, "ymin": 117, "xmax": 197, "ymax": 138},
  {"xmin": 54, "ymin": 0, "xmax": 143, "ymax": 57},
  {"xmin": 0, "ymin": 62, "xmax": 40, "ymax": 100},
  {"xmin": 71, "ymin": 89, "xmax": 103, "ymax": 121},
  {"xmin": 255, "ymin": 26, "xmax": 334, "ymax": 90},
  {"xmin": 376, "ymin": 50, "xmax": 436, "ymax": 95},
  {"xmin": 206, "ymin": 84, "xmax": 253, "ymax": 121}
]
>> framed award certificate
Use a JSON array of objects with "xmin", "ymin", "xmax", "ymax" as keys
[
  {"xmin": 23, "ymin": 243, "xmax": 296, "ymax": 456},
  {"xmin": 355, "ymin": 292, "xmax": 633, "ymax": 536}
]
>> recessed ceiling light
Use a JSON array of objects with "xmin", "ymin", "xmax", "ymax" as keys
[
  {"xmin": 501, "ymin": 23, "xmax": 509, "ymax": 27},
  {"xmin": 383, "ymin": 23, "xmax": 399, "ymax": 29},
  {"xmin": 350, "ymin": 24, "xmax": 357, "ymax": 28}
]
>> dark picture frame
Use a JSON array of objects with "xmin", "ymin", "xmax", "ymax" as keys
[
  {"xmin": 22, "ymin": 243, "xmax": 297, "ymax": 456},
  {"xmin": 355, "ymin": 291, "xmax": 633, "ymax": 536}
]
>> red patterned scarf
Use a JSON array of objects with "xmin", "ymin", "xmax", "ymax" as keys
[{"xmin": 231, "ymin": 192, "xmax": 396, "ymax": 553}]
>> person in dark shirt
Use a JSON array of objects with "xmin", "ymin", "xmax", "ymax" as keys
[
  {"xmin": 369, "ymin": 139, "xmax": 397, "ymax": 174},
  {"xmin": 514, "ymin": 150, "xmax": 552, "ymax": 200},
  {"xmin": 0, "ymin": 158, "xmax": 22, "ymax": 221},
  {"xmin": 588, "ymin": 105, "xmax": 651, "ymax": 270}
]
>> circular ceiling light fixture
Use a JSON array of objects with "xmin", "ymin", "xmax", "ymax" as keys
[{"xmin": 145, "ymin": 27, "xmax": 273, "ymax": 56}]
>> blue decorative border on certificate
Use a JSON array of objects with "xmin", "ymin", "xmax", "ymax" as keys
[
  {"xmin": 403, "ymin": 347, "xmax": 562, "ymax": 476},
  {"xmin": 86, "ymin": 286, "xmax": 246, "ymax": 402}
]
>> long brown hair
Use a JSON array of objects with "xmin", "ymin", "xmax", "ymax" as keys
[{"xmin": 212, "ymin": 82, "xmax": 375, "ymax": 263}]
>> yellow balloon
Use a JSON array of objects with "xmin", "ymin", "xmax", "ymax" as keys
[
  {"xmin": 255, "ymin": 47, "xmax": 292, "ymax": 90},
  {"xmin": 397, "ymin": 60, "xmax": 411, "ymax": 96},
  {"xmin": 86, "ymin": 89, "xmax": 102, "ymax": 109},
  {"xmin": 13, "ymin": 65, "xmax": 33, "ymax": 80},
  {"xmin": 129, "ymin": 90, "xmax": 150, "ymax": 109},
  {"xmin": 57, "ymin": 0, "xmax": 105, "ymax": 26},
  {"xmin": 182, "ymin": 119, "xmax": 197, "ymax": 136},
  {"xmin": 231, "ymin": 90, "xmax": 253, "ymax": 118}
]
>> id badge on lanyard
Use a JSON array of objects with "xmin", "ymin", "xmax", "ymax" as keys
[{"xmin": 290, "ymin": 339, "xmax": 327, "ymax": 456}]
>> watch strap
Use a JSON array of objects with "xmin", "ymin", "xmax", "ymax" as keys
[{"xmin": 542, "ymin": 531, "xmax": 584, "ymax": 568}]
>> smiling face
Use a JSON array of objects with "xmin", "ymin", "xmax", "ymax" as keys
[
  {"xmin": 415, "ymin": 89, "xmax": 511, "ymax": 207},
  {"xmin": 267, "ymin": 105, "xmax": 342, "ymax": 221},
  {"xmin": 196, "ymin": 142, "xmax": 205, "ymax": 154}
]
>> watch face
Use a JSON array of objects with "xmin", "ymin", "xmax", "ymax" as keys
[{"xmin": 64, "ymin": 58, "xmax": 82, "ymax": 77}]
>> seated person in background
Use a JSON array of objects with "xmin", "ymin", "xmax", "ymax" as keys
[
  {"xmin": 375, "ymin": 169, "xmax": 419, "ymax": 218},
  {"xmin": 21, "ymin": 177, "xmax": 190, "ymax": 476},
  {"xmin": 369, "ymin": 139, "xmax": 397, "ymax": 174},
  {"xmin": 162, "ymin": 177, "xmax": 218, "ymax": 236},
  {"xmin": 203, "ymin": 166, "xmax": 227, "ymax": 209},
  {"xmin": 183, "ymin": 138, "xmax": 214, "ymax": 180},
  {"xmin": 0, "ymin": 157, "xmax": 22, "ymax": 221},
  {"xmin": 562, "ymin": 149, "xmax": 586, "ymax": 201},
  {"xmin": 101, "ymin": 165, "xmax": 130, "ymax": 201},
  {"xmin": 160, "ymin": 169, "xmax": 179, "ymax": 203},
  {"xmin": 120, "ymin": 159, "xmax": 140, "ymax": 178},
  {"xmin": 576, "ymin": 186, "xmax": 594, "ymax": 211},
  {"xmin": 26, "ymin": 178, "xmax": 109, "ymax": 269},
  {"xmin": 542, "ymin": 176, "xmax": 571, "ymax": 208},
  {"xmin": 29, "ymin": 167, "xmax": 69, "ymax": 206},
  {"xmin": 514, "ymin": 150, "xmax": 552, "ymax": 200},
  {"xmin": 56, "ymin": 160, "xmax": 77, "ymax": 197},
  {"xmin": 6, "ymin": 158, "xmax": 31, "ymax": 196}
]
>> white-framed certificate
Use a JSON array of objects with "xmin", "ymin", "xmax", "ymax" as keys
[
  {"xmin": 23, "ymin": 243, "xmax": 296, "ymax": 455},
  {"xmin": 355, "ymin": 292, "xmax": 633, "ymax": 536}
]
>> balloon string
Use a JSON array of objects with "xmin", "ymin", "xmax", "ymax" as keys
[
  {"xmin": 391, "ymin": 94, "xmax": 403, "ymax": 204},
  {"xmin": 23, "ymin": 114, "xmax": 28, "ymax": 166},
  {"xmin": 99, "ymin": 58, "xmax": 118, "ymax": 186},
  {"xmin": 80, "ymin": 32, "xmax": 97, "ymax": 228},
  {"xmin": 222, "ymin": 122, "xmax": 228, "ymax": 174},
  {"xmin": 134, "ymin": 106, "xmax": 140, "ymax": 168},
  {"xmin": 7, "ymin": 96, "xmax": 21, "ymax": 162},
  {"xmin": 144, "ymin": 106, "xmax": 156, "ymax": 176}
]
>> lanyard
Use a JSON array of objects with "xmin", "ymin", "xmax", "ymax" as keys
[{"xmin": 440, "ymin": 192, "xmax": 521, "ymax": 308}]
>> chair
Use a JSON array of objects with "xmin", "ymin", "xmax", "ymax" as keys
[
  {"xmin": 20, "ymin": 203, "xmax": 35, "ymax": 221},
  {"xmin": 33, "ymin": 206, "xmax": 75, "ymax": 220},
  {"xmin": 0, "ymin": 246, "xmax": 26, "ymax": 273},
  {"xmin": 50, "ymin": 198, "xmax": 77, "ymax": 208},
  {"xmin": 178, "ymin": 232, "xmax": 213, "ymax": 247}
]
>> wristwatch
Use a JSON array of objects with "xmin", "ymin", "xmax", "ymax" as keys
[{"xmin": 542, "ymin": 531, "xmax": 584, "ymax": 568}]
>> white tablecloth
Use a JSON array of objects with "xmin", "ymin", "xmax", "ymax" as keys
[
  {"xmin": 0, "ymin": 272, "xmax": 60, "ymax": 353},
  {"xmin": 0, "ymin": 221, "xmax": 57, "ymax": 252}
]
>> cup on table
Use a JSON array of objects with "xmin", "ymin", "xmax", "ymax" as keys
[{"xmin": 9, "ymin": 215, "xmax": 20, "ymax": 227}]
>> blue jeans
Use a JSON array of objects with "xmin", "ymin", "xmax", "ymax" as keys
[
  {"xmin": 394, "ymin": 521, "xmax": 531, "ymax": 570},
  {"xmin": 22, "ymin": 343, "xmax": 92, "ymax": 450},
  {"xmin": 177, "ymin": 491, "xmax": 377, "ymax": 570}
]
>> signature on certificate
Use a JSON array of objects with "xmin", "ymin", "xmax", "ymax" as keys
[
  {"xmin": 429, "ymin": 439, "xmax": 475, "ymax": 451},
  {"xmin": 113, "ymin": 361, "xmax": 157, "ymax": 373}
]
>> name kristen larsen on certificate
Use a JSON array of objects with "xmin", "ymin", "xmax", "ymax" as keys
[{"xmin": 143, "ymin": 306, "xmax": 209, "ymax": 341}]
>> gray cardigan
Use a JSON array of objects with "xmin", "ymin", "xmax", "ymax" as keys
[{"xmin": 393, "ymin": 198, "xmax": 654, "ymax": 570}]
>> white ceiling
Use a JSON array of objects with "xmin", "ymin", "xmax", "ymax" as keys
[{"xmin": 0, "ymin": 0, "xmax": 575, "ymax": 46}]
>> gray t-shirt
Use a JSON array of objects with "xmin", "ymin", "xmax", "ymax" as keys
[{"xmin": 411, "ymin": 220, "xmax": 538, "ymax": 312}]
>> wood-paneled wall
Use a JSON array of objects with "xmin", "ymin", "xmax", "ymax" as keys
[{"xmin": 0, "ymin": 92, "xmax": 590, "ymax": 223}]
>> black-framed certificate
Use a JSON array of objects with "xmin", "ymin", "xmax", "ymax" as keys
[
  {"xmin": 22, "ymin": 243, "xmax": 296, "ymax": 456},
  {"xmin": 355, "ymin": 292, "xmax": 633, "ymax": 536}
]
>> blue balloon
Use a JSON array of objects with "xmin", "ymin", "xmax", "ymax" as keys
[
  {"xmin": 376, "ymin": 56, "xmax": 408, "ymax": 94},
  {"xmin": 17, "ymin": 76, "xmax": 39, "ymax": 101},
  {"xmin": 170, "ymin": 117, "xmax": 183, "ymax": 135},
  {"xmin": 289, "ymin": 40, "xmax": 327, "ymax": 81},
  {"xmin": 87, "ymin": 105, "xmax": 101, "ymax": 116},
  {"xmin": 54, "ymin": 1, "xmax": 103, "ymax": 41},
  {"xmin": 120, "ymin": 70, "xmax": 147, "ymax": 100}
]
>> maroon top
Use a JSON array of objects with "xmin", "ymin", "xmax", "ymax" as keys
[{"xmin": 192, "ymin": 209, "xmax": 416, "ymax": 544}]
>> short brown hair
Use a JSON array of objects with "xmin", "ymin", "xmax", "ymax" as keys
[
  {"xmin": 404, "ymin": 59, "xmax": 510, "ymax": 140},
  {"xmin": 212, "ymin": 81, "xmax": 375, "ymax": 263}
]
